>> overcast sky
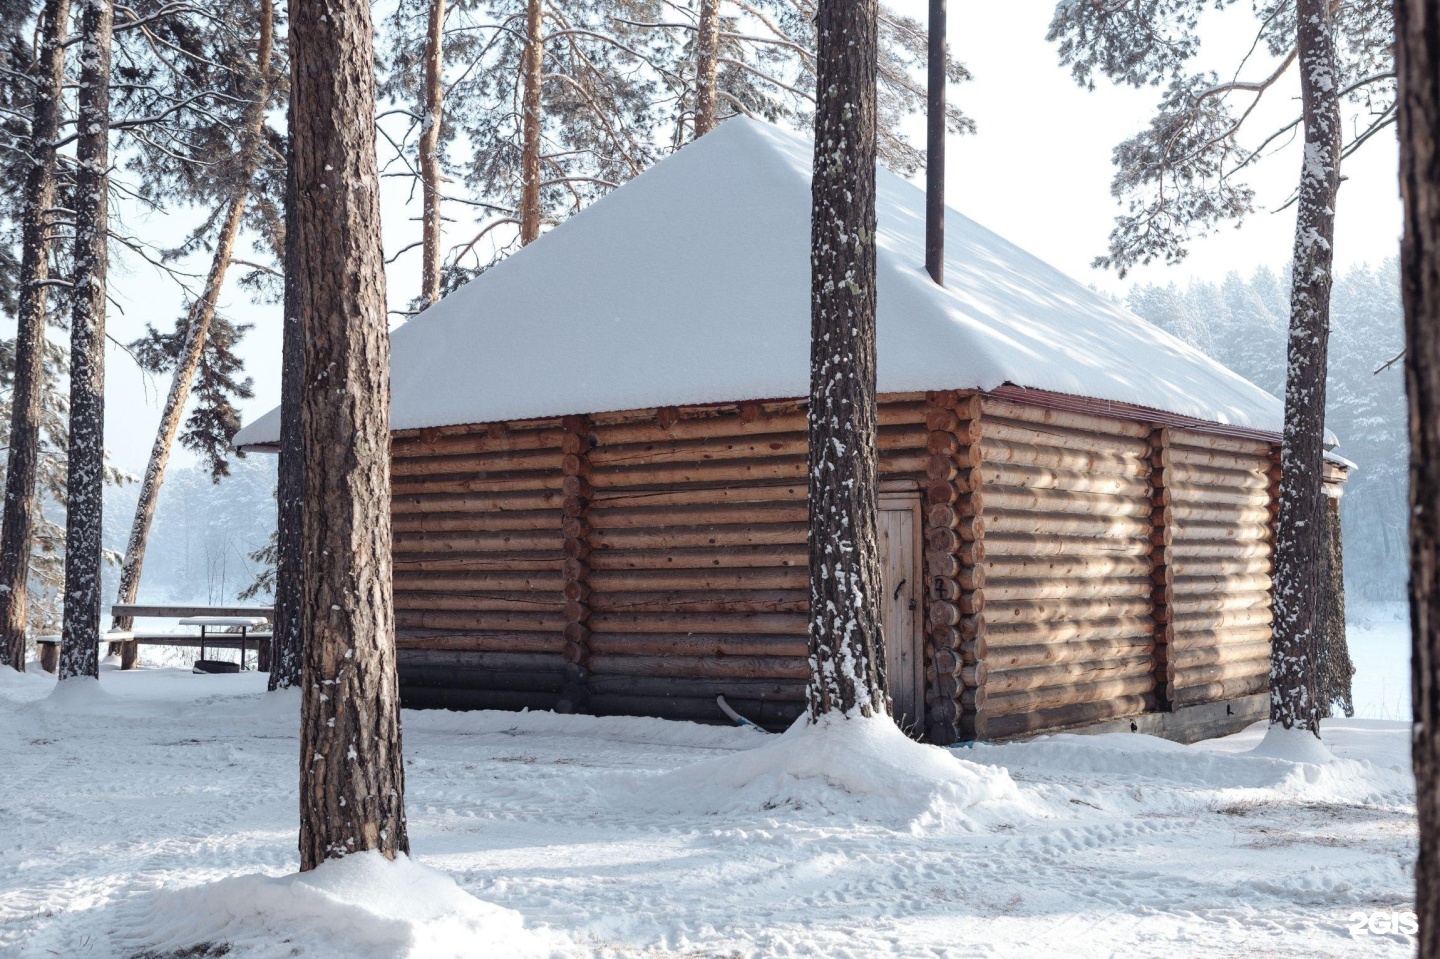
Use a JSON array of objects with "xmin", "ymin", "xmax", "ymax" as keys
[{"xmin": 96, "ymin": 2, "xmax": 1403, "ymax": 476}]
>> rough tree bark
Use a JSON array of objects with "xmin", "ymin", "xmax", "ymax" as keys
[
  {"xmin": 692, "ymin": 0, "xmax": 719, "ymax": 137},
  {"xmin": 924, "ymin": 0, "xmax": 944, "ymax": 285},
  {"xmin": 58, "ymin": 0, "xmax": 113, "ymax": 682},
  {"xmin": 270, "ymin": 119, "xmax": 304, "ymax": 692},
  {"xmin": 805, "ymin": 0, "xmax": 886, "ymax": 719},
  {"xmin": 291, "ymin": 0, "xmax": 409, "ymax": 868},
  {"xmin": 111, "ymin": 0, "xmax": 275, "ymax": 637},
  {"xmin": 418, "ymin": 0, "xmax": 445, "ymax": 303},
  {"xmin": 519, "ymin": 0, "xmax": 543, "ymax": 245},
  {"xmin": 1396, "ymin": 0, "xmax": 1440, "ymax": 951},
  {"xmin": 1268, "ymin": 0, "xmax": 1342, "ymax": 735},
  {"xmin": 0, "ymin": 0, "xmax": 71, "ymax": 672}
]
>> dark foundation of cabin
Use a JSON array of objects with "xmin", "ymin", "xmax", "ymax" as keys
[{"xmin": 383, "ymin": 385, "xmax": 1349, "ymax": 744}]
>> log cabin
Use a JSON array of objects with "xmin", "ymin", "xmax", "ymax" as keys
[{"xmin": 235, "ymin": 118, "xmax": 1351, "ymax": 745}]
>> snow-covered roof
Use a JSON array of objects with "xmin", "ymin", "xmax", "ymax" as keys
[{"xmin": 233, "ymin": 117, "xmax": 1284, "ymax": 449}]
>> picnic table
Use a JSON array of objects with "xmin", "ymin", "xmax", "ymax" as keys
[
  {"xmin": 93, "ymin": 604, "xmax": 276, "ymax": 672},
  {"xmin": 180, "ymin": 615, "xmax": 269, "ymax": 673}
]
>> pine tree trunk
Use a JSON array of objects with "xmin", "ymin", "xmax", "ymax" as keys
[
  {"xmin": 693, "ymin": 0, "xmax": 719, "ymax": 137},
  {"xmin": 1396, "ymin": 0, "xmax": 1440, "ymax": 951},
  {"xmin": 270, "ymin": 122, "xmax": 304, "ymax": 693},
  {"xmin": 519, "ymin": 0, "xmax": 543, "ymax": 245},
  {"xmin": 806, "ymin": 0, "xmax": 885, "ymax": 719},
  {"xmin": 58, "ymin": 0, "xmax": 113, "ymax": 683},
  {"xmin": 110, "ymin": 1, "xmax": 274, "ymax": 638},
  {"xmin": 0, "ymin": 0, "xmax": 70, "ymax": 671},
  {"xmin": 1268, "ymin": 0, "xmax": 1341, "ymax": 734},
  {"xmin": 291, "ymin": 0, "xmax": 408, "ymax": 868},
  {"xmin": 419, "ymin": 0, "xmax": 445, "ymax": 304}
]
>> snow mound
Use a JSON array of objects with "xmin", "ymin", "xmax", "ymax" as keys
[
  {"xmin": 404, "ymin": 703, "xmax": 763, "ymax": 750},
  {"xmin": 127, "ymin": 852, "xmax": 565, "ymax": 959},
  {"xmin": 623, "ymin": 711, "xmax": 1030, "ymax": 828},
  {"xmin": 1248, "ymin": 723, "xmax": 1338, "ymax": 764}
]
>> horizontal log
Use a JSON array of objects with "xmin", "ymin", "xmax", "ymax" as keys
[
  {"xmin": 590, "ymin": 483, "xmax": 806, "ymax": 510},
  {"xmin": 982, "ymin": 532, "xmax": 1152, "ymax": 559},
  {"xmin": 1166, "ymin": 462, "xmax": 1271, "ymax": 492},
  {"xmin": 985, "ymin": 636, "xmax": 1156, "ymax": 670},
  {"xmin": 396, "ymin": 648, "xmax": 564, "ymax": 670},
  {"xmin": 982, "ymin": 438, "xmax": 1150, "ymax": 477},
  {"xmin": 392, "ymin": 446, "xmax": 563, "ymax": 479},
  {"xmin": 393, "ymin": 426, "xmax": 567, "ymax": 457},
  {"xmin": 392, "ymin": 473, "xmax": 565, "ymax": 496},
  {"xmin": 589, "ymin": 524, "xmax": 808, "ymax": 551},
  {"xmin": 985, "ymin": 673, "xmax": 1156, "ymax": 717},
  {"xmin": 985, "ymin": 694, "xmax": 1156, "ymax": 739},
  {"xmin": 987, "ymin": 654, "xmax": 1156, "ymax": 695},
  {"xmin": 1169, "ymin": 428, "xmax": 1274, "ymax": 456},
  {"xmin": 981, "ymin": 416, "xmax": 1152, "ymax": 458},
  {"xmin": 588, "ymin": 589, "xmax": 807, "ymax": 614},
  {"xmin": 1171, "ymin": 640, "xmax": 1272, "ymax": 670},
  {"xmin": 393, "ymin": 529, "xmax": 562, "ymax": 553},
  {"xmin": 1169, "ymin": 557, "xmax": 1273, "ymax": 578},
  {"xmin": 396, "ymin": 609, "xmax": 566, "ymax": 632},
  {"xmin": 983, "ymin": 462, "xmax": 1150, "ymax": 497},
  {"xmin": 588, "ymin": 654, "xmax": 809, "ymax": 680},
  {"xmin": 1170, "ymin": 573, "xmax": 1273, "ymax": 597},
  {"xmin": 392, "ymin": 510, "xmax": 561, "ymax": 533},
  {"xmin": 586, "ymin": 632, "xmax": 809, "ymax": 658},
  {"xmin": 586, "ymin": 567, "xmax": 808, "ymax": 592},
  {"xmin": 393, "ymin": 553, "xmax": 564, "ymax": 573},
  {"xmin": 1171, "ymin": 672, "xmax": 1269, "ymax": 707},
  {"xmin": 1170, "ymin": 520, "xmax": 1274, "ymax": 545},
  {"xmin": 395, "ymin": 629, "xmax": 564, "ymax": 653},
  {"xmin": 588, "ymin": 432, "xmax": 811, "ymax": 468},
  {"xmin": 1169, "ymin": 540, "xmax": 1273, "ymax": 561},
  {"xmin": 392, "ymin": 490, "xmax": 563, "ymax": 515},
  {"xmin": 392, "ymin": 591, "xmax": 565, "ymax": 614},
  {"xmin": 983, "ymin": 615, "xmax": 1155, "ymax": 648},
  {"xmin": 589, "ymin": 411, "xmax": 806, "ymax": 446},
  {"xmin": 1164, "ymin": 483, "xmax": 1272, "ymax": 509},
  {"xmin": 1166, "ymin": 445, "xmax": 1270, "ymax": 473},
  {"xmin": 981, "ymin": 575, "xmax": 1154, "ymax": 604},
  {"xmin": 984, "ymin": 485, "xmax": 1150, "ymax": 519},
  {"xmin": 589, "ymin": 455, "xmax": 808, "ymax": 489},
  {"xmin": 1170, "ymin": 502, "xmax": 1272, "ymax": 525},
  {"xmin": 985, "ymin": 509, "xmax": 1151, "ymax": 539},
  {"xmin": 587, "ymin": 502, "xmax": 808, "ymax": 529},
  {"xmin": 588, "ymin": 611, "xmax": 809, "ymax": 635},
  {"xmin": 1172, "ymin": 606, "xmax": 1273, "ymax": 632},
  {"xmin": 984, "ymin": 553, "xmax": 1153, "ymax": 581},
  {"xmin": 978, "ymin": 397, "xmax": 1152, "ymax": 439},
  {"xmin": 587, "ymin": 545, "xmax": 806, "ymax": 571},
  {"xmin": 986, "ymin": 595, "xmax": 1153, "ymax": 626},
  {"xmin": 1169, "ymin": 590, "xmax": 1271, "ymax": 616},
  {"xmin": 1169, "ymin": 625, "xmax": 1273, "ymax": 651}
]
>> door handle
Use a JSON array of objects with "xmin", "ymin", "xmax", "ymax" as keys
[{"xmin": 893, "ymin": 578, "xmax": 906, "ymax": 600}]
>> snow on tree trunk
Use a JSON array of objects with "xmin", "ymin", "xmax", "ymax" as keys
[
  {"xmin": 419, "ymin": 0, "xmax": 445, "ymax": 304},
  {"xmin": 692, "ymin": 0, "xmax": 719, "ymax": 138},
  {"xmin": 59, "ymin": 0, "xmax": 114, "ymax": 683},
  {"xmin": 290, "ymin": 0, "xmax": 408, "ymax": 868},
  {"xmin": 112, "ymin": 3, "xmax": 273, "ymax": 636},
  {"xmin": 805, "ymin": 0, "xmax": 886, "ymax": 720},
  {"xmin": 519, "ymin": 0, "xmax": 543, "ymax": 246},
  {"xmin": 270, "ymin": 125, "xmax": 305, "ymax": 693},
  {"xmin": 0, "ymin": 0, "xmax": 70, "ymax": 672},
  {"xmin": 1396, "ymin": 0, "xmax": 1440, "ymax": 952},
  {"xmin": 1269, "ymin": 0, "xmax": 1342, "ymax": 735}
]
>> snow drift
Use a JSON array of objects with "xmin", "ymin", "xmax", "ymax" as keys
[{"xmin": 125, "ymin": 852, "xmax": 566, "ymax": 959}]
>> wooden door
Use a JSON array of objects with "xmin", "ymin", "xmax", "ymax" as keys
[{"xmin": 878, "ymin": 493, "xmax": 924, "ymax": 735}]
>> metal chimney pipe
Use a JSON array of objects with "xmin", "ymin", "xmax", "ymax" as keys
[{"xmin": 925, "ymin": 0, "xmax": 946, "ymax": 286}]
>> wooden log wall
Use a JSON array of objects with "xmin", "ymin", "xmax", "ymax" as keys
[
  {"xmin": 923, "ymin": 391, "xmax": 983, "ymax": 742},
  {"xmin": 390, "ymin": 419, "xmax": 569, "ymax": 710},
  {"xmin": 580, "ymin": 396, "xmax": 933, "ymax": 729},
  {"xmin": 1164, "ymin": 429, "xmax": 1275, "ymax": 708},
  {"xmin": 974, "ymin": 398, "xmax": 1160, "ymax": 739}
]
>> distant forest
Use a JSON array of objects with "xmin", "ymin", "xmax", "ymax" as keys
[{"xmin": 1127, "ymin": 259, "xmax": 1407, "ymax": 602}]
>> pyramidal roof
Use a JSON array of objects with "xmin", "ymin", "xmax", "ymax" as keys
[{"xmin": 234, "ymin": 117, "xmax": 1283, "ymax": 448}]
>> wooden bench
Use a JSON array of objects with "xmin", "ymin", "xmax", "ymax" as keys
[
  {"xmin": 180, "ymin": 616, "xmax": 270, "ymax": 673},
  {"xmin": 108, "ymin": 604, "xmax": 275, "ymax": 672},
  {"xmin": 35, "ymin": 631, "xmax": 135, "ymax": 672}
]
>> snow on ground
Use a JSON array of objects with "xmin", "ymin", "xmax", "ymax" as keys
[
  {"xmin": 0, "ymin": 662, "xmax": 1417, "ymax": 959},
  {"xmin": 1349, "ymin": 602, "xmax": 1412, "ymax": 721}
]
